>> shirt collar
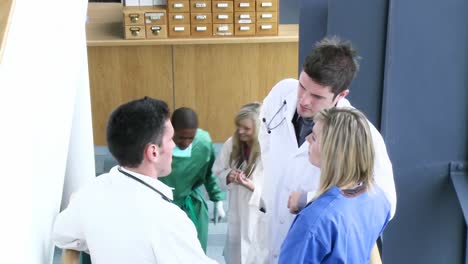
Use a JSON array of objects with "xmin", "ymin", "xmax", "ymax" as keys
[{"xmin": 118, "ymin": 166, "xmax": 174, "ymax": 200}]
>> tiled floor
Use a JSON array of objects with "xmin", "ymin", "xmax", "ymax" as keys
[{"xmin": 206, "ymin": 222, "xmax": 228, "ymax": 263}]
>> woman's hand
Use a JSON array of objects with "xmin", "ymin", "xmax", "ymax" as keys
[
  {"xmin": 226, "ymin": 169, "xmax": 239, "ymax": 185},
  {"xmin": 236, "ymin": 171, "xmax": 255, "ymax": 192}
]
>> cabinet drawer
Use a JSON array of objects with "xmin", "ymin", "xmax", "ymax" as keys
[
  {"xmin": 212, "ymin": 1, "xmax": 234, "ymax": 12},
  {"xmin": 190, "ymin": 0, "xmax": 212, "ymax": 12},
  {"xmin": 213, "ymin": 24, "xmax": 234, "ymax": 36},
  {"xmin": 235, "ymin": 11, "xmax": 255, "ymax": 24},
  {"xmin": 256, "ymin": 22, "xmax": 278, "ymax": 36},
  {"xmin": 256, "ymin": 0, "xmax": 278, "ymax": 11},
  {"xmin": 168, "ymin": 24, "xmax": 191, "ymax": 37},
  {"xmin": 191, "ymin": 24, "xmax": 213, "ymax": 37},
  {"xmin": 168, "ymin": 0, "xmax": 190, "ymax": 12},
  {"xmin": 144, "ymin": 10, "xmax": 167, "ymax": 25},
  {"xmin": 191, "ymin": 13, "xmax": 212, "ymax": 24},
  {"xmin": 256, "ymin": 12, "xmax": 277, "ymax": 23},
  {"xmin": 146, "ymin": 25, "xmax": 168, "ymax": 39},
  {"xmin": 234, "ymin": 24, "xmax": 255, "ymax": 36},
  {"xmin": 168, "ymin": 12, "xmax": 190, "ymax": 24},
  {"xmin": 123, "ymin": 7, "xmax": 144, "ymax": 26},
  {"xmin": 124, "ymin": 25, "xmax": 146, "ymax": 39},
  {"xmin": 213, "ymin": 12, "xmax": 233, "ymax": 24},
  {"xmin": 234, "ymin": 0, "xmax": 255, "ymax": 12}
]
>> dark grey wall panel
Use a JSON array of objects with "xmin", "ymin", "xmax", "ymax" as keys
[
  {"xmin": 279, "ymin": 0, "xmax": 299, "ymax": 24},
  {"xmin": 298, "ymin": 0, "xmax": 328, "ymax": 74},
  {"xmin": 381, "ymin": 0, "xmax": 468, "ymax": 263},
  {"xmin": 299, "ymin": 0, "xmax": 468, "ymax": 262},
  {"xmin": 327, "ymin": 0, "xmax": 388, "ymax": 128}
]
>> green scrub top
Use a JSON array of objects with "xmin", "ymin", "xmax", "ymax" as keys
[{"xmin": 160, "ymin": 128, "xmax": 225, "ymax": 252}]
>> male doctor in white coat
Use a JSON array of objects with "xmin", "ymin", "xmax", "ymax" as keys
[
  {"xmin": 259, "ymin": 36, "xmax": 397, "ymax": 263},
  {"xmin": 53, "ymin": 97, "xmax": 217, "ymax": 264}
]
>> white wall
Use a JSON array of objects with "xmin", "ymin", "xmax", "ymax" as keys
[{"xmin": 0, "ymin": 0, "xmax": 95, "ymax": 263}]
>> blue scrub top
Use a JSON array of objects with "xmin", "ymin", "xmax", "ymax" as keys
[{"xmin": 279, "ymin": 186, "xmax": 390, "ymax": 264}]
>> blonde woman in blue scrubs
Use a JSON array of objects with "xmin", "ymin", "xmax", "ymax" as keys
[{"xmin": 279, "ymin": 107, "xmax": 391, "ymax": 263}]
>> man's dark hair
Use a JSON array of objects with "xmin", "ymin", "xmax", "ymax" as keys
[
  {"xmin": 171, "ymin": 107, "xmax": 198, "ymax": 131},
  {"xmin": 106, "ymin": 97, "xmax": 170, "ymax": 167},
  {"xmin": 303, "ymin": 36, "xmax": 359, "ymax": 97}
]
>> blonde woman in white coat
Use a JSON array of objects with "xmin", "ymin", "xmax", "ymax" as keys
[{"xmin": 213, "ymin": 102, "xmax": 268, "ymax": 264}]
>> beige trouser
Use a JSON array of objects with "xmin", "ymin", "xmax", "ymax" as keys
[
  {"xmin": 61, "ymin": 249, "xmax": 80, "ymax": 264},
  {"xmin": 370, "ymin": 243, "xmax": 382, "ymax": 264}
]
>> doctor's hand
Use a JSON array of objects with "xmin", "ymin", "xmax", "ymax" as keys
[
  {"xmin": 212, "ymin": 201, "xmax": 226, "ymax": 224},
  {"xmin": 288, "ymin": 192, "xmax": 302, "ymax": 214},
  {"xmin": 226, "ymin": 169, "xmax": 239, "ymax": 185},
  {"xmin": 237, "ymin": 172, "xmax": 255, "ymax": 192}
]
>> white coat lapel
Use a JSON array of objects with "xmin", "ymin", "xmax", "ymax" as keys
[
  {"xmin": 284, "ymin": 89, "xmax": 310, "ymax": 156},
  {"xmin": 296, "ymin": 140, "xmax": 309, "ymax": 156},
  {"xmin": 285, "ymin": 89, "xmax": 298, "ymax": 147}
]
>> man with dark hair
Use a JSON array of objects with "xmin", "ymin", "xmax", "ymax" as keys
[
  {"xmin": 53, "ymin": 97, "xmax": 216, "ymax": 264},
  {"xmin": 259, "ymin": 37, "xmax": 396, "ymax": 263},
  {"xmin": 160, "ymin": 107, "xmax": 225, "ymax": 252}
]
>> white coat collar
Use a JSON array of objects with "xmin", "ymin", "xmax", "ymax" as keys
[
  {"xmin": 337, "ymin": 98, "xmax": 352, "ymax": 108},
  {"xmin": 285, "ymin": 88, "xmax": 298, "ymax": 121},
  {"xmin": 114, "ymin": 166, "xmax": 174, "ymax": 200},
  {"xmin": 284, "ymin": 89, "xmax": 311, "ymax": 154}
]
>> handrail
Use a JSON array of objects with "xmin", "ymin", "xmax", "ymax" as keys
[{"xmin": 449, "ymin": 161, "xmax": 468, "ymax": 264}]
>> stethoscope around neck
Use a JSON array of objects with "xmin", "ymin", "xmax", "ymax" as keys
[
  {"xmin": 262, "ymin": 100, "xmax": 287, "ymax": 134},
  {"xmin": 118, "ymin": 167, "xmax": 172, "ymax": 203}
]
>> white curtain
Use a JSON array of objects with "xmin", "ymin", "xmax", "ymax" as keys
[{"xmin": 0, "ymin": 0, "xmax": 95, "ymax": 263}]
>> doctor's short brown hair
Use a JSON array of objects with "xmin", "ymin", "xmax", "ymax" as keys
[
  {"xmin": 303, "ymin": 36, "xmax": 359, "ymax": 97},
  {"xmin": 106, "ymin": 97, "xmax": 170, "ymax": 167}
]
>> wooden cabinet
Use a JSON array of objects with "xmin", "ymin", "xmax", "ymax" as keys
[
  {"xmin": 87, "ymin": 46, "xmax": 174, "ymax": 145},
  {"xmin": 86, "ymin": 3, "xmax": 298, "ymax": 144},
  {"xmin": 173, "ymin": 43, "xmax": 298, "ymax": 141}
]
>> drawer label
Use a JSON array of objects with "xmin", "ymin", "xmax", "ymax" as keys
[
  {"xmin": 173, "ymin": 3, "xmax": 184, "ymax": 8},
  {"xmin": 196, "ymin": 26, "xmax": 207, "ymax": 31},
  {"xmin": 218, "ymin": 25, "xmax": 229, "ymax": 31},
  {"xmin": 195, "ymin": 2, "xmax": 207, "ymax": 8},
  {"xmin": 261, "ymin": 2, "xmax": 273, "ymax": 7},
  {"xmin": 174, "ymin": 26, "xmax": 185, "ymax": 31},
  {"xmin": 196, "ymin": 15, "xmax": 207, "ymax": 20},
  {"xmin": 145, "ymin": 13, "xmax": 164, "ymax": 19},
  {"xmin": 174, "ymin": 14, "xmax": 185, "ymax": 19},
  {"xmin": 261, "ymin": 24, "xmax": 273, "ymax": 30},
  {"xmin": 217, "ymin": 3, "xmax": 228, "ymax": 8},
  {"xmin": 239, "ymin": 3, "xmax": 250, "ymax": 7},
  {"xmin": 217, "ymin": 14, "xmax": 229, "ymax": 19},
  {"xmin": 261, "ymin": 13, "xmax": 273, "ymax": 18}
]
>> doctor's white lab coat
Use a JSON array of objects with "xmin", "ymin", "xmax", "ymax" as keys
[{"xmin": 213, "ymin": 137, "xmax": 268, "ymax": 264}]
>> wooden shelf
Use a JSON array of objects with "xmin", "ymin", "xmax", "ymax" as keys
[{"xmin": 86, "ymin": 3, "xmax": 298, "ymax": 47}]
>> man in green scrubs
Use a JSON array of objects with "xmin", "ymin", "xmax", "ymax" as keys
[{"xmin": 160, "ymin": 107, "xmax": 225, "ymax": 252}]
